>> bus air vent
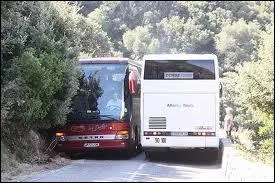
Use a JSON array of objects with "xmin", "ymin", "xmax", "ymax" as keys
[{"xmin": 149, "ymin": 117, "xmax": 166, "ymax": 129}]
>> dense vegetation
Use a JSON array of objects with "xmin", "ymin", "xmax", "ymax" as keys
[{"xmin": 1, "ymin": 1, "xmax": 274, "ymax": 165}]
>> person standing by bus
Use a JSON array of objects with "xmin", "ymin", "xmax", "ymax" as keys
[{"xmin": 224, "ymin": 107, "xmax": 234, "ymax": 137}]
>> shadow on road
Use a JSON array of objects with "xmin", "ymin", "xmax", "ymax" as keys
[
  {"xmin": 65, "ymin": 141, "xmax": 224, "ymax": 169},
  {"xmin": 68, "ymin": 148, "xmax": 223, "ymax": 168},
  {"xmin": 147, "ymin": 149, "xmax": 222, "ymax": 168},
  {"xmin": 71, "ymin": 150, "xmax": 143, "ymax": 160}
]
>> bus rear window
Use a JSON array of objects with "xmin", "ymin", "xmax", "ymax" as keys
[{"xmin": 144, "ymin": 60, "xmax": 215, "ymax": 80}]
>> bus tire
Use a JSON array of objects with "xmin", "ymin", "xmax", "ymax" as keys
[
  {"xmin": 206, "ymin": 148, "xmax": 219, "ymax": 162},
  {"xmin": 136, "ymin": 143, "xmax": 142, "ymax": 153},
  {"xmin": 123, "ymin": 147, "xmax": 134, "ymax": 159},
  {"xmin": 135, "ymin": 127, "xmax": 142, "ymax": 154},
  {"xmin": 145, "ymin": 151, "xmax": 155, "ymax": 160},
  {"xmin": 145, "ymin": 151, "xmax": 150, "ymax": 159},
  {"xmin": 123, "ymin": 141, "xmax": 135, "ymax": 158}
]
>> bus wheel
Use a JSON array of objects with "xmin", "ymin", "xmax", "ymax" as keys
[
  {"xmin": 145, "ymin": 151, "xmax": 151, "ymax": 159},
  {"xmin": 123, "ymin": 143, "xmax": 135, "ymax": 158},
  {"xmin": 136, "ymin": 143, "xmax": 142, "ymax": 154},
  {"xmin": 134, "ymin": 127, "xmax": 142, "ymax": 154},
  {"xmin": 123, "ymin": 148, "xmax": 134, "ymax": 159},
  {"xmin": 206, "ymin": 148, "xmax": 219, "ymax": 162}
]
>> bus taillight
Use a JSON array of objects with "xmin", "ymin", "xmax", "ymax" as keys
[
  {"xmin": 189, "ymin": 132, "xmax": 216, "ymax": 136},
  {"xmin": 144, "ymin": 131, "xmax": 169, "ymax": 136},
  {"xmin": 144, "ymin": 131, "xmax": 216, "ymax": 136}
]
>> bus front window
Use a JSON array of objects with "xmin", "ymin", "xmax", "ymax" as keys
[
  {"xmin": 106, "ymin": 93, "xmax": 122, "ymax": 112},
  {"xmin": 69, "ymin": 63, "xmax": 127, "ymax": 122}
]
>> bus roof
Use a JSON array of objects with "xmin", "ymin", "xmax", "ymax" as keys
[
  {"xmin": 143, "ymin": 54, "xmax": 217, "ymax": 61},
  {"xmin": 79, "ymin": 57, "xmax": 129, "ymax": 63},
  {"xmin": 79, "ymin": 57, "xmax": 142, "ymax": 68}
]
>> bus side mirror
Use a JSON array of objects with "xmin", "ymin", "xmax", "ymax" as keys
[
  {"xmin": 219, "ymin": 83, "xmax": 223, "ymax": 97},
  {"xmin": 129, "ymin": 71, "xmax": 137, "ymax": 95}
]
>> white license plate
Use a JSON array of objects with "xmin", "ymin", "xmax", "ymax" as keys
[{"xmin": 83, "ymin": 143, "xmax": 99, "ymax": 147}]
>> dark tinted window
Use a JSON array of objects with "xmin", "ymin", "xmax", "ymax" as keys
[{"xmin": 144, "ymin": 60, "xmax": 215, "ymax": 80}]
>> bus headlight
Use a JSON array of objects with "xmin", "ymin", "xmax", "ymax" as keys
[
  {"xmin": 56, "ymin": 132, "xmax": 65, "ymax": 141},
  {"xmin": 115, "ymin": 130, "xmax": 129, "ymax": 139}
]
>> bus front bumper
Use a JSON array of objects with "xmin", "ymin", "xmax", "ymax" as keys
[{"xmin": 55, "ymin": 139, "xmax": 129, "ymax": 153}]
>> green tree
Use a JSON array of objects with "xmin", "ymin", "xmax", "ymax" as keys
[
  {"xmin": 215, "ymin": 19, "xmax": 261, "ymax": 72},
  {"xmin": 123, "ymin": 26, "xmax": 152, "ymax": 60},
  {"xmin": 1, "ymin": 2, "xmax": 81, "ymax": 161},
  {"xmin": 77, "ymin": 1, "xmax": 102, "ymax": 17},
  {"xmin": 222, "ymin": 24, "xmax": 274, "ymax": 163}
]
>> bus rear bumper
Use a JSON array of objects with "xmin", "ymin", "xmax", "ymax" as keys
[
  {"xmin": 142, "ymin": 146, "xmax": 218, "ymax": 152},
  {"xmin": 141, "ymin": 136, "xmax": 220, "ymax": 151}
]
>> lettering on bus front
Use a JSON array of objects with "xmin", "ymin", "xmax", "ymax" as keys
[{"xmin": 88, "ymin": 124, "xmax": 108, "ymax": 132}]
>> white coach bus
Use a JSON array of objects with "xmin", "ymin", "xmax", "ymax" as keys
[{"xmin": 140, "ymin": 54, "xmax": 221, "ymax": 160}]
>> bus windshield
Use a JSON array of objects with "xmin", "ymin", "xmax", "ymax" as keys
[
  {"xmin": 68, "ymin": 63, "xmax": 127, "ymax": 122},
  {"xmin": 144, "ymin": 60, "xmax": 215, "ymax": 80}
]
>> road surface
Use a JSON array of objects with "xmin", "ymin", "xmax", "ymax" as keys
[{"xmin": 24, "ymin": 150, "xmax": 225, "ymax": 182}]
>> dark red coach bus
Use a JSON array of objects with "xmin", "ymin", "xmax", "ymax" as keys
[{"xmin": 55, "ymin": 57, "xmax": 142, "ymax": 159}]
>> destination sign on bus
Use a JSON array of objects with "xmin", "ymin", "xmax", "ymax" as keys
[{"xmin": 164, "ymin": 72, "xmax": 194, "ymax": 79}]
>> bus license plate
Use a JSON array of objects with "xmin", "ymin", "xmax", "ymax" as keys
[{"xmin": 83, "ymin": 143, "xmax": 99, "ymax": 147}]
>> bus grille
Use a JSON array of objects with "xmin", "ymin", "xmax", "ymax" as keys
[{"xmin": 149, "ymin": 117, "xmax": 166, "ymax": 129}]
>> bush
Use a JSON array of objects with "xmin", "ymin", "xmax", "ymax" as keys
[
  {"xmin": 1, "ymin": 1, "xmax": 82, "ymax": 164},
  {"xmin": 221, "ymin": 24, "xmax": 274, "ymax": 164},
  {"xmin": 1, "ymin": 1, "xmax": 82, "ymax": 130},
  {"xmin": 259, "ymin": 139, "xmax": 274, "ymax": 165},
  {"xmin": 235, "ymin": 129, "xmax": 256, "ymax": 151}
]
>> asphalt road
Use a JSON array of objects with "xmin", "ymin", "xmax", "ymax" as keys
[{"xmin": 24, "ymin": 150, "xmax": 225, "ymax": 182}]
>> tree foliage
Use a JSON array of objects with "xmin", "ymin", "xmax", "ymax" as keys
[
  {"xmin": 215, "ymin": 19, "xmax": 262, "ymax": 72},
  {"xmin": 222, "ymin": 24, "xmax": 274, "ymax": 163}
]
